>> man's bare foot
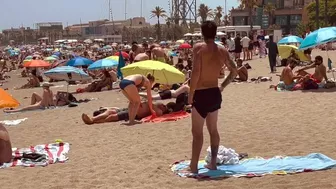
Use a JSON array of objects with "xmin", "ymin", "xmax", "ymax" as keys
[
  {"xmin": 204, "ymin": 163, "xmax": 217, "ymax": 170},
  {"xmin": 179, "ymin": 166, "xmax": 198, "ymax": 177},
  {"xmin": 82, "ymin": 114, "xmax": 94, "ymax": 125}
]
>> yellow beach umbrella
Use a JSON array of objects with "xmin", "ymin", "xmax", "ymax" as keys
[
  {"xmin": 278, "ymin": 45, "xmax": 310, "ymax": 62},
  {"xmin": 0, "ymin": 88, "xmax": 19, "ymax": 109},
  {"xmin": 105, "ymin": 56, "xmax": 119, "ymax": 61},
  {"xmin": 121, "ymin": 60, "xmax": 185, "ymax": 85}
]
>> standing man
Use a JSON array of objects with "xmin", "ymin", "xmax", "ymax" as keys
[
  {"xmin": 186, "ymin": 21, "xmax": 238, "ymax": 175},
  {"xmin": 240, "ymin": 34, "xmax": 251, "ymax": 61},
  {"xmin": 266, "ymin": 35, "xmax": 279, "ymax": 73}
]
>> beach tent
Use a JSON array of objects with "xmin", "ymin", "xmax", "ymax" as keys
[{"xmin": 0, "ymin": 88, "xmax": 19, "ymax": 109}]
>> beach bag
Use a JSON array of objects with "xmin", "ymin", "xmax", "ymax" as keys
[{"xmin": 276, "ymin": 56, "xmax": 281, "ymax": 66}]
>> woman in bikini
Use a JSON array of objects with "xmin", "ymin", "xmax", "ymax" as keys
[{"xmin": 119, "ymin": 74, "xmax": 156, "ymax": 125}]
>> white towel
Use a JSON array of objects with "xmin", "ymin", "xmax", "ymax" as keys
[
  {"xmin": 205, "ymin": 145, "xmax": 240, "ymax": 165},
  {"xmin": 0, "ymin": 118, "xmax": 28, "ymax": 126}
]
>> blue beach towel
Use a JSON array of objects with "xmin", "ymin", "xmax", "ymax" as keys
[{"xmin": 171, "ymin": 153, "xmax": 336, "ymax": 179}]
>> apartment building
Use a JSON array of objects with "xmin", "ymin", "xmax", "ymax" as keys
[{"xmin": 231, "ymin": 0, "xmax": 314, "ymax": 34}]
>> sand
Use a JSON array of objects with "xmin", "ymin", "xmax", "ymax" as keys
[{"xmin": 1, "ymin": 50, "xmax": 336, "ymax": 189}]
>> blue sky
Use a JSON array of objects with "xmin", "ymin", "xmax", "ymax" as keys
[{"xmin": 0, "ymin": 0, "xmax": 238, "ymax": 30}]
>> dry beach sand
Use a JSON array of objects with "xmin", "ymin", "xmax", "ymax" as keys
[{"xmin": 0, "ymin": 50, "xmax": 336, "ymax": 189}]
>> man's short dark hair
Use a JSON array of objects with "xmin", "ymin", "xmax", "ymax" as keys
[
  {"xmin": 315, "ymin": 55, "xmax": 323, "ymax": 62},
  {"xmin": 201, "ymin": 21, "xmax": 217, "ymax": 40}
]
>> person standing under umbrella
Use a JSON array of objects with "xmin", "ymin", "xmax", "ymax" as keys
[
  {"xmin": 266, "ymin": 35, "xmax": 279, "ymax": 73},
  {"xmin": 185, "ymin": 21, "xmax": 237, "ymax": 175},
  {"xmin": 119, "ymin": 74, "xmax": 156, "ymax": 125}
]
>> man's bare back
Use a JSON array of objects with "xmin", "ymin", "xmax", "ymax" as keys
[
  {"xmin": 281, "ymin": 66, "xmax": 295, "ymax": 85},
  {"xmin": 0, "ymin": 123, "xmax": 12, "ymax": 164}
]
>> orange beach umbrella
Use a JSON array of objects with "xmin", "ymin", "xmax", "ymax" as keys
[
  {"xmin": 0, "ymin": 88, "xmax": 19, "ymax": 109},
  {"xmin": 23, "ymin": 60, "xmax": 51, "ymax": 68}
]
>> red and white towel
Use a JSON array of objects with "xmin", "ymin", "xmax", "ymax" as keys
[{"xmin": 0, "ymin": 142, "xmax": 70, "ymax": 168}]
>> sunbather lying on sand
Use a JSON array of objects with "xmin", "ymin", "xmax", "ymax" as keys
[
  {"xmin": 4, "ymin": 82, "xmax": 71, "ymax": 113},
  {"xmin": 0, "ymin": 123, "xmax": 12, "ymax": 165},
  {"xmin": 81, "ymin": 101, "xmax": 167, "ymax": 125}
]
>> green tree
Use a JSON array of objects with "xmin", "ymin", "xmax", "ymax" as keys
[
  {"xmin": 150, "ymin": 6, "xmax": 167, "ymax": 40},
  {"xmin": 238, "ymin": 0, "xmax": 259, "ymax": 31},
  {"xmin": 306, "ymin": 0, "xmax": 336, "ymax": 29},
  {"xmin": 214, "ymin": 6, "xmax": 223, "ymax": 26},
  {"xmin": 296, "ymin": 22, "xmax": 308, "ymax": 37},
  {"xmin": 263, "ymin": 3, "xmax": 276, "ymax": 26},
  {"xmin": 198, "ymin": 3, "xmax": 213, "ymax": 23}
]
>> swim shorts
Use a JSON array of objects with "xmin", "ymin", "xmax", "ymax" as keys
[
  {"xmin": 159, "ymin": 90, "xmax": 172, "ymax": 100},
  {"xmin": 193, "ymin": 87, "xmax": 222, "ymax": 118},
  {"xmin": 117, "ymin": 109, "xmax": 140, "ymax": 121}
]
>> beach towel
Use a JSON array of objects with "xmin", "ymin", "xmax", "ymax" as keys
[
  {"xmin": 0, "ymin": 142, "xmax": 70, "ymax": 169},
  {"xmin": 0, "ymin": 118, "xmax": 28, "ymax": 126},
  {"xmin": 171, "ymin": 153, "xmax": 336, "ymax": 179},
  {"xmin": 141, "ymin": 111, "xmax": 189, "ymax": 123}
]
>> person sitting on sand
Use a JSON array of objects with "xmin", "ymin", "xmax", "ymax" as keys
[
  {"xmin": 4, "ymin": 82, "xmax": 70, "ymax": 113},
  {"xmin": 82, "ymin": 101, "xmax": 167, "ymax": 125},
  {"xmin": 235, "ymin": 59, "xmax": 248, "ymax": 81},
  {"xmin": 119, "ymin": 74, "xmax": 156, "ymax": 125},
  {"xmin": 296, "ymin": 56, "xmax": 328, "ymax": 84},
  {"xmin": 77, "ymin": 70, "xmax": 116, "ymax": 93},
  {"xmin": 270, "ymin": 58, "xmax": 302, "ymax": 90},
  {"xmin": 0, "ymin": 123, "xmax": 12, "ymax": 165},
  {"xmin": 15, "ymin": 69, "xmax": 40, "ymax": 90}
]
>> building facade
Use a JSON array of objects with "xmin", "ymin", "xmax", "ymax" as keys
[{"xmin": 231, "ymin": 0, "xmax": 313, "ymax": 34}]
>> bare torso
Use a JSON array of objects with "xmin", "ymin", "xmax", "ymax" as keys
[
  {"xmin": 281, "ymin": 66, "xmax": 294, "ymax": 85},
  {"xmin": 195, "ymin": 43, "xmax": 226, "ymax": 90},
  {"xmin": 0, "ymin": 123, "xmax": 12, "ymax": 164},
  {"xmin": 134, "ymin": 53, "xmax": 149, "ymax": 62},
  {"xmin": 137, "ymin": 102, "xmax": 164, "ymax": 118},
  {"xmin": 152, "ymin": 47, "xmax": 165, "ymax": 60},
  {"xmin": 313, "ymin": 64, "xmax": 326, "ymax": 81}
]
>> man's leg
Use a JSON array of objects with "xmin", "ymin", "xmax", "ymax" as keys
[
  {"xmin": 189, "ymin": 108, "xmax": 206, "ymax": 174},
  {"xmin": 205, "ymin": 110, "xmax": 220, "ymax": 170},
  {"xmin": 268, "ymin": 56, "xmax": 274, "ymax": 72}
]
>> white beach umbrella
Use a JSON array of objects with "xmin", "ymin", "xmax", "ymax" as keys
[{"xmin": 184, "ymin": 33, "xmax": 193, "ymax": 37}]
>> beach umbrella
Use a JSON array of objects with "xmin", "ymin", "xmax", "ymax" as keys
[
  {"xmin": 0, "ymin": 88, "xmax": 19, "ymax": 109},
  {"xmin": 44, "ymin": 56, "xmax": 57, "ymax": 61},
  {"xmin": 215, "ymin": 41, "xmax": 224, "ymax": 47},
  {"xmin": 84, "ymin": 39, "xmax": 93, "ymax": 44},
  {"xmin": 179, "ymin": 43, "xmax": 192, "ymax": 49},
  {"xmin": 216, "ymin": 31, "xmax": 226, "ymax": 36},
  {"xmin": 114, "ymin": 51, "xmax": 129, "ymax": 59},
  {"xmin": 160, "ymin": 41, "xmax": 167, "ymax": 45},
  {"xmin": 53, "ymin": 52, "xmax": 61, "ymax": 57},
  {"xmin": 168, "ymin": 51, "xmax": 178, "ymax": 57},
  {"xmin": 51, "ymin": 55, "xmax": 59, "ymax": 59},
  {"xmin": 88, "ymin": 59, "xmax": 118, "ymax": 70},
  {"xmin": 184, "ymin": 33, "xmax": 193, "ymax": 37},
  {"xmin": 117, "ymin": 50, "xmax": 125, "ymax": 79},
  {"xmin": 105, "ymin": 56, "xmax": 119, "ymax": 61},
  {"xmin": 176, "ymin": 39, "xmax": 185, "ymax": 44},
  {"xmin": 299, "ymin": 27, "xmax": 336, "ymax": 50},
  {"xmin": 25, "ymin": 55, "xmax": 33, "ymax": 60},
  {"xmin": 44, "ymin": 66, "xmax": 90, "ymax": 82},
  {"xmin": 278, "ymin": 45, "xmax": 310, "ymax": 62},
  {"xmin": 66, "ymin": 57, "xmax": 93, "ymax": 67},
  {"xmin": 278, "ymin": 36, "xmax": 303, "ymax": 44},
  {"xmin": 23, "ymin": 60, "xmax": 51, "ymax": 68},
  {"xmin": 121, "ymin": 60, "xmax": 185, "ymax": 85}
]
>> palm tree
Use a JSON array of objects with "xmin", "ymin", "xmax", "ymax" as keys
[
  {"xmin": 316, "ymin": 0, "xmax": 319, "ymax": 28},
  {"xmin": 239, "ymin": 0, "xmax": 259, "ymax": 31},
  {"xmin": 150, "ymin": 6, "xmax": 167, "ymax": 40},
  {"xmin": 263, "ymin": 3, "xmax": 276, "ymax": 27},
  {"xmin": 214, "ymin": 6, "xmax": 223, "ymax": 26},
  {"xmin": 324, "ymin": 0, "xmax": 328, "ymax": 26},
  {"xmin": 198, "ymin": 3, "xmax": 213, "ymax": 23}
]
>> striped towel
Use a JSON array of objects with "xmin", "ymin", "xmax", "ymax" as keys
[{"xmin": 0, "ymin": 142, "xmax": 70, "ymax": 168}]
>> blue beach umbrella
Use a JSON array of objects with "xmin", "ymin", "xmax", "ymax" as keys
[
  {"xmin": 88, "ymin": 59, "xmax": 118, "ymax": 70},
  {"xmin": 44, "ymin": 66, "xmax": 90, "ymax": 81},
  {"xmin": 278, "ymin": 36, "xmax": 303, "ymax": 44},
  {"xmin": 53, "ymin": 52, "xmax": 61, "ymax": 57},
  {"xmin": 66, "ymin": 57, "xmax": 93, "ymax": 67},
  {"xmin": 168, "ymin": 51, "xmax": 177, "ymax": 57},
  {"xmin": 299, "ymin": 27, "xmax": 336, "ymax": 50}
]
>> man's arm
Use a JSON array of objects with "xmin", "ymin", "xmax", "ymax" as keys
[
  {"xmin": 298, "ymin": 64, "xmax": 315, "ymax": 71},
  {"xmin": 322, "ymin": 66, "xmax": 328, "ymax": 81},
  {"xmin": 220, "ymin": 51, "xmax": 238, "ymax": 90},
  {"xmin": 189, "ymin": 45, "xmax": 202, "ymax": 97}
]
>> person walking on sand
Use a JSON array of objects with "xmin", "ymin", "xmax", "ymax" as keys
[
  {"xmin": 185, "ymin": 21, "xmax": 238, "ymax": 175},
  {"xmin": 0, "ymin": 123, "xmax": 12, "ymax": 165}
]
